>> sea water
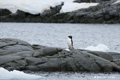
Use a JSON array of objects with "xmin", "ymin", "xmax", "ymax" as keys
[{"xmin": 0, "ymin": 23, "xmax": 120, "ymax": 52}]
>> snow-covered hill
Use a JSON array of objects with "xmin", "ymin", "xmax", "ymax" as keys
[{"xmin": 0, "ymin": 0, "xmax": 98, "ymax": 14}]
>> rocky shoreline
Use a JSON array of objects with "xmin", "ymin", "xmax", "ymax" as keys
[
  {"xmin": 0, "ymin": 38, "xmax": 120, "ymax": 72},
  {"xmin": 0, "ymin": 0, "xmax": 120, "ymax": 23}
]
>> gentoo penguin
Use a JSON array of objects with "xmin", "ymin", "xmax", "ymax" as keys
[{"xmin": 67, "ymin": 36, "xmax": 73, "ymax": 50}]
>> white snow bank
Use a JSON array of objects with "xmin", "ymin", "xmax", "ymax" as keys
[
  {"xmin": 85, "ymin": 44, "xmax": 109, "ymax": 52},
  {"xmin": 0, "ymin": 0, "xmax": 63, "ymax": 14},
  {"xmin": 113, "ymin": 0, "xmax": 120, "ymax": 4},
  {"xmin": 61, "ymin": 1, "xmax": 98, "ymax": 13},
  {"xmin": 0, "ymin": 0, "xmax": 98, "ymax": 14},
  {"xmin": 0, "ymin": 67, "xmax": 43, "ymax": 80}
]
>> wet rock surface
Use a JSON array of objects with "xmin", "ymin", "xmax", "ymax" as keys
[
  {"xmin": 0, "ymin": 0, "xmax": 120, "ymax": 23},
  {"xmin": 0, "ymin": 38, "xmax": 120, "ymax": 72}
]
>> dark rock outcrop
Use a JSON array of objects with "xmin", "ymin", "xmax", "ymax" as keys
[
  {"xmin": 0, "ymin": 9, "xmax": 12, "ymax": 22},
  {"xmin": 0, "ymin": 9, "xmax": 11, "ymax": 16},
  {"xmin": 109, "ymin": 52, "xmax": 120, "ymax": 66},
  {"xmin": 74, "ymin": 0, "xmax": 110, "ymax": 3},
  {"xmin": 41, "ymin": 2, "xmax": 64, "ymax": 17},
  {"xmin": 0, "ymin": 0, "xmax": 120, "ymax": 23},
  {"xmin": 52, "ymin": 0, "xmax": 119, "ymax": 23},
  {"xmin": 1, "ymin": 10, "xmax": 42, "ymax": 22},
  {"xmin": 0, "ymin": 38, "xmax": 120, "ymax": 72}
]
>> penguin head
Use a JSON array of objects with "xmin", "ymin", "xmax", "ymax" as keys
[
  {"xmin": 61, "ymin": 2, "xmax": 64, "ymax": 6},
  {"xmin": 68, "ymin": 36, "xmax": 72, "ymax": 39}
]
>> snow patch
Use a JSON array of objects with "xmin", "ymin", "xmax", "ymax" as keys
[
  {"xmin": 0, "ymin": 0, "xmax": 64, "ymax": 14},
  {"xmin": 0, "ymin": 67, "xmax": 43, "ymax": 80},
  {"xmin": 61, "ymin": 2, "xmax": 98, "ymax": 13},
  {"xmin": 113, "ymin": 0, "xmax": 120, "ymax": 4},
  {"xmin": 85, "ymin": 44, "xmax": 109, "ymax": 52},
  {"xmin": 0, "ymin": 0, "xmax": 98, "ymax": 14},
  {"xmin": 64, "ymin": 48, "xmax": 70, "ymax": 51}
]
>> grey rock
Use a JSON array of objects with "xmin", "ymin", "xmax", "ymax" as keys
[
  {"xmin": 109, "ymin": 52, "xmax": 120, "ymax": 60},
  {"xmin": 32, "ymin": 44, "xmax": 46, "ymax": 49},
  {"xmin": 12, "ymin": 51, "xmax": 34, "ymax": 57},
  {"xmin": 25, "ymin": 15, "xmax": 42, "ymax": 22},
  {"xmin": 33, "ymin": 47, "xmax": 62, "ymax": 57},
  {"xmin": 87, "ymin": 50, "xmax": 113, "ymax": 61},
  {"xmin": 26, "ymin": 57, "xmax": 46, "ymax": 64},
  {"xmin": 0, "ymin": 38, "xmax": 120, "ymax": 72},
  {"xmin": 0, "ymin": 38, "xmax": 34, "ymax": 56},
  {"xmin": 0, "ymin": 9, "xmax": 11, "ymax": 16},
  {"xmin": 0, "ymin": 55, "xmax": 21, "ymax": 65},
  {"xmin": 41, "ymin": 2, "xmax": 64, "ymax": 17},
  {"xmin": 2, "ymin": 59, "xmax": 28, "ymax": 71},
  {"xmin": 15, "ymin": 60, "xmax": 28, "ymax": 66},
  {"xmin": 112, "ymin": 59, "xmax": 120, "ymax": 66},
  {"xmin": 16, "ymin": 10, "xmax": 26, "ymax": 17},
  {"xmin": 26, "ymin": 65, "xmax": 40, "ymax": 71},
  {"xmin": 0, "ymin": 38, "xmax": 31, "ymax": 46},
  {"xmin": 74, "ymin": 0, "xmax": 111, "ymax": 3},
  {"xmin": 0, "ymin": 45, "xmax": 32, "ymax": 54},
  {"xmin": 36, "ymin": 49, "xmax": 119, "ymax": 72}
]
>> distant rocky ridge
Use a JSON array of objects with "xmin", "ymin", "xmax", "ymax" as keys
[
  {"xmin": 74, "ymin": 0, "xmax": 111, "ymax": 3},
  {"xmin": 0, "ymin": 38, "xmax": 120, "ymax": 72},
  {"xmin": 0, "ymin": 0, "xmax": 120, "ymax": 23}
]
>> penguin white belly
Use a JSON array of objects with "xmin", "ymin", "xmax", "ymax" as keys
[{"xmin": 67, "ymin": 38, "xmax": 72, "ymax": 48}]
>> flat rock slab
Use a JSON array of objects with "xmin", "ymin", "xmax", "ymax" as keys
[
  {"xmin": 0, "ymin": 38, "xmax": 120, "ymax": 72},
  {"xmin": 0, "ymin": 55, "xmax": 21, "ymax": 65}
]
